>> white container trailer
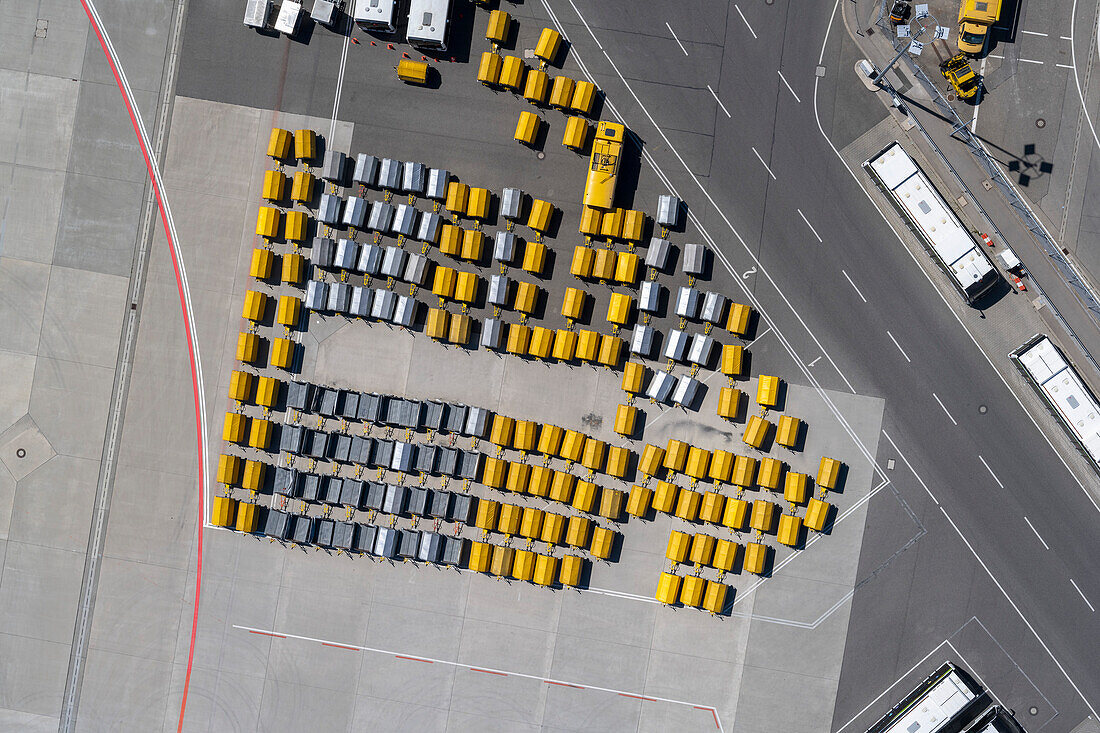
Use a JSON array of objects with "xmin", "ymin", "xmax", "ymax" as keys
[
  {"xmin": 354, "ymin": 0, "xmax": 397, "ymax": 32},
  {"xmin": 407, "ymin": 0, "xmax": 451, "ymax": 50}
]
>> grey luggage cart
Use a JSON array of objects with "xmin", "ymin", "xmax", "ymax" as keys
[
  {"xmin": 458, "ymin": 450, "xmax": 481, "ymax": 480},
  {"xmin": 663, "ymin": 329, "xmax": 689, "ymax": 362},
  {"xmin": 487, "ymin": 275, "xmax": 511, "ymax": 307},
  {"xmin": 630, "ymin": 324, "xmax": 656, "ymax": 358},
  {"xmin": 401, "ymin": 161, "xmax": 426, "ymax": 194},
  {"xmin": 440, "ymin": 536, "xmax": 466, "ymax": 566},
  {"xmin": 305, "ymin": 280, "xmax": 328, "ymax": 311},
  {"xmin": 356, "ymin": 242, "xmax": 383, "ymax": 274},
  {"xmin": 391, "ymin": 204, "xmax": 417, "ymax": 237},
  {"xmin": 656, "ymin": 194, "xmax": 681, "ymax": 228},
  {"xmin": 645, "ymin": 237, "xmax": 672, "ymax": 271},
  {"xmin": 371, "ymin": 289, "xmax": 397, "ymax": 320},
  {"xmin": 264, "ymin": 510, "xmax": 292, "ymax": 540},
  {"xmin": 493, "ymin": 231, "xmax": 518, "ymax": 263},
  {"xmin": 428, "ymin": 489, "xmax": 451, "ymax": 518},
  {"xmin": 355, "ymin": 524, "xmax": 378, "ymax": 554},
  {"xmin": 334, "ymin": 238, "xmax": 358, "ymax": 270},
  {"xmin": 315, "ymin": 518, "xmax": 335, "ymax": 547},
  {"xmin": 360, "ymin": 481, "xmax": 386, "ymax": 511},
  {"xmin": 339, "ymin": 479, "xmax": 364, "ymax": 507},
  {"xmin": 450, "ymin": 494, "xmax": 473, "ymax": 524},
  {"xmin": 397, "ymin": 529, "xmax": 420, "ymax": 558},
  {"xmin": 674, "ymin": 286, "xmax": 700, "ymax": 320},
  {"xmin": 701, "ymin": 291, "xmax": 726, "ymax": 324},
  {"xmin": 274, "ymin": 467, "xmax": 299, "ymax": 497},
  {"xmin": 380, "ymin": 245, "xmax": 406, "ymax": 278},
  {"xmin": 373, "ymin": 439, "xmax": 395, "ymax": 468},
  {"xmin": 286, "ymin": 381, "xmax": 312, "ymax": 410},
  {"xmin": 358, "ymin": 393, "xmax": 386, "ymax": 423},
  {"xmin": 304, "ymin": 431, "xmax": 329, "ymax": 458},
  {"xmin": 313, "ymin": 237, "xmax": 337, "ymax": 268},
  {"xmin": 343, "ymin": 197, "xmax": 368, "ymax": 229},
  {"xmin": 481, "ymin": 317, "xmax": 504, "ymax": 350},
  {"xmin": 349, "ymin": 436, "xmax": 374, "ymax": 465},
  {"xmin": 407, "ymin": 486, "xmax": 430, "ymax": 516},
  {"xmin": 291, "ymin": 515, "xmax": 314, "ymax": 544},
  {"xmin": 464, "ymin": 406, "xmax": 490, "ymax": 437},
  {"xmin": 392, "ymin": 295, "xmax": 416, "ymax": 327},
  {"xmin": 381, "ymin": 483, "xmax": 407, "ymax": 514},
  {"xmin": 353, "ymin": 153, "xmax": 379, "ymax": 186},
  {"xmin": 332, "ymin": 521, "xmax": 356, "ymax": 551},
  {"xmin": 349, "ymin": 286, "xmax": 372, "ymax": 317},
  {"xmin": 682, "ymin": 242, "xmax": 706, "ymax": 276},
  {"xmin": 318, "ymin": 193, "xmax": 342, "ymax": 225},
  {"xmin": 436, "ymin": 447, "xmax": 458, "ymax": 476},
  {"xmin": 390, "ymin": 441, "xmax": 416, "ymax": 472},
  {"xmin": 638, "ymin": 280, "xmax": 661, "ymax": 314},
  {"xmin": 367, "ymin": 201, "xmax": 395, "ymax": 232},
  {"xmin": 500, "ymin": 187, "xmax": 523, "ymax": 220},
  {"xmin": 321, "ymin": 150, "xmax": 346, "ymax": 183},
  {"xmin": 377, "ymin": 158, "xmax": 402, "ymax": 189},
  {"xmin": 403, "ymin": 252, "xmax": 428, "ymax": 285},
  {"xmin": 416, "ymin": 211, "xmax": 442, "ymax": 244},
  {"xmin": 442, "ymin": 403, "xmax": 467, "ymax": 433},
  {"xmin": 646, "ymin": 370, "xmax": 677, "ymax": 403},
  {"xmin": 327, "ymin": 281, "xmax": 352, "ymax": 313},
  {"xmin": 417, "ymin": 532, "xmax": 444, "ymax": 563},
  {"xmin": 279, "ymin": 425, "xmax": 304, "ymax": 453},
  {"xmin": 672, "ymin": 375, "xmax": 701, "ymax": 408},
  {"xmin": 373, "ymin": 526, "xmax": 398, "ymax": 557},
  {"xmin": 414, "ymin": 443, "xmax": 438, "ymax": 473},
  {"xmin": 425, "ymin": 168, "xmax": 449, "ymax": 199},
  {"xmin": 688, "ymin": 333, "xmax": 715, "ymax": 366},
  {"xmin": 423, "ymin": 400, "xmax": 446, "ymax": 431}
]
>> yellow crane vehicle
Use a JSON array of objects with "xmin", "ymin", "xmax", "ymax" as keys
[{"xmin": 940, "ymin": 53, "xmax": 980, "ymax": 100}]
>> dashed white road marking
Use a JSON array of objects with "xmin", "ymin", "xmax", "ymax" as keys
[
  {"xmin": 797, "ymin": 208, "xmax": 822, "ymax": 241},
  {"xmin": 734, "ymin": 4, "xmax": 758, "ymax": 39},
  {"xmin": 778, "ymin": 70, "xmax": 802, "ymax": 103},
  {"xmin": 1070, "ymin": 579, "xmax": 1096, "ymax": 612},
  {"xmin": 886, "ymin": 330, "xmax": 911, "ymax": 362},
  {"xmin": 1020, "ymin": 57, "xmax": 1045, "ymax": 64},
  {"xmin": 666, "ymin": 22, "xmax": 689, "ymax": 55},
  {"xmin": 841, "ymin": 269, "xmax": 867, "ymax": 302},
  {"xmin": 1023, "ymin": 516, "xmax": 1050, "ymax": 550},
  {"xmin": 978, "ymin": 455, "xmax": 1004, "ymax": 488},
  {"xmin": 1022, "ymin": 29, "xmax": 1049, "ymax": 36},
  {"xmin": 932, "ymin": 393, "xmax": 958, "ymax": 425},
  {"xmin": 750, "ymin": 146, "xmax": 776, "ymax": 179},
  {"xmin": 1057, "ymin": 63, "xmax": 1075, "ymax": 68},
  {"xmin": 707, "ymin": 84, "xmax": 731, "ymax": 117}
]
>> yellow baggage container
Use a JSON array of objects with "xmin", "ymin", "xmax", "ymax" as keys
[
  {"xmin": 506, "ymin": 323, "xmax": 531, "ymax": 355},
  {"xmin": 535, "ymin": 27, "xmax": 562, "ymax": 63},
  {"xmin": 475, "ymin": 498, "xmax": 499, "ymax": 530},
  {"xmin": 727, "ymin": 302, "xmax": 752, "ymax": 336},
  {"xmin": 561, "ymin": 287, "xmax": 585, "ymax": 320},
  {"xmin": 565, "ymin": 515, "xmax": 590, "ymax": 547},
  {"xmin": 533, "ymin": 554, "xmax": 558, "ymax": 586},
  {"xmin": 284, "ymin": 210, "xmax": 307, "ymax": 243},
  {"xmin": 522, "ymin": 240, "xmax": 547, "ymax": 274},
  {"xmin": 620, "ymin": 210, "xmax": 645, "ymax": 242},
  {"xmin": 699, "ymin": 491, "xmax": 725, "ymax": 524},
  {"xmin": 606, "ymin": 292, "xmax": 633, "ymax": 326},
  {"xmin": 520, "ymin": 507, "xmax": 544, "ymax": 539},
  {"xmin": 262, "ymin": 170, "xmax": 286, "ymax": 201},
  {"xmin": 626, "ymin": 484, "xmax": 653, "ymax": 518},
  {"xmin": 255, "ymin": 206, "xmax": 281, "ymax": 239},
  {"xmin": 666, "ymin": 530, "xmax": 691, "ymax": 563},
  {"xmin": 449, "ymin": 314, "xmax": 471, "ymax": 347},
  {"xmin": 710, "ymin": 450, "xmax": 734, "ymax": 484},
  {"xmin": 590, "ymin": 249, "xmax": 614, "ymax": 282},
  {"xmin": 523, "ymin": 69, "xmax": 550, "ymax": 104},
  {"xmin": 571, "ymin": 245, "xmax": 595, "ymax": 277},
  {"xmin": 805, "ymin": 497, "xmax": 831, "ymax": 531},
  {"xmin": 241, "ymin": 459, "xmax": 264, "ymax": 491},
  {"xmin": 293, "ymin": 128, "xmax": 316, "ymax": 161},
  {"xmin": 482, "ymin": 457, "xmax": 508, "ymax": 489},
  {"xmin": 685, "ymin": 447, "xmax": 711, "ymax": 480},
  {"xmin": 597, "ymin": 334, "xmax": 623, "ymax": 368},
  {"xmin": 499, "ymin": 54, "xmax": 526, "ymax": 91},
  {"xmin": 722, "ymin": 497, "xmax": 749, "ymax": 531},
  {"xmin": 743, "ymin": 415, "xmax": 772, "ymax": 449},
  {"xmin": 757, "ymin": 457, "xmax": 783, "ymax": 491},
  {"xmin": 461, "ymin": 230, "xmax": 484, "ymax": 262},
  {"xmin": 228, "ymin": 370, "xmax": 254, "ymax": 402},
  {"xmin": 490, "ymin": 415, "xmax": 515, "ymax": 448},
  {"xmin": 490, "ymin": 544, "xmax": 515, "ymax": 576},
  {"xmin": 613, "ymin": 404, "xmax": 637, "ymax": 437},
  {"xmin": 817, "ymin": 457, "xmax": 841, "ymax": 491},
  {"xmin": 778, "ymin": 513, "xmax": 802, "ymax": 547},
  {"xmin": 744, "ymin": 542, "xmax": 768, "ymax": 575},
  {"xmin": 717, "ymin": 387, "xmax": 742, "ymax": 420},
  {"xmin": 690, "ymin": 533, "xmax": 716, "ymax": 565},
  {"xmin": 540, "ymin": 511, "xmax": 566, "ymax": 544},
  {"xmin": 528, "ymin": 465, "xmax": 552, "ymax": 497},
  {"xmin": 605, "ymin": 446, "xmax": 629, "ymax": 478},
  {"xmin": 731, "ymin": 455, "xmax": 757, "ymax": 487},
  {"xmin": 250, "ymin": 247, "xmax": 274, "ymax": 280},
  {"xmin": 513, "ymin": 549, "xmax": 536, "ymax": 581},
  {"xmin": 614, "ymin": 251, "xmax": 640, "ymax": 285},
  {"xmin": 621, "ymin": 361, "xmax": 645, "ymax": 394},
  {"xmin": 552, "ymin": 329, "xmax": 577, "ymax": 361},
  {"xmin": 426, "ymin": 307, "xmax": 450, "ymax": 340},
  {"xmin": 579, "ymin": 207, "xmax": 603, "ymax": 237},
  {"xmin": 549, "ymin": 470, "xmax": 575, "ymax": 503},
  {"xmin": 527, "ymin": 199, "xmax": 554, "ymax": 233},
  {"xmin": 598, "ymin": 487, "xmax": 624, "ymax": 520},
  {"xmin": 562, "ymin": 116, "xmax": 589, "ymax": 151},
  {"xmin": 469, "ymin": 541, "xmax": 493, "ymax": 572},
  {"xmin": 281, "ymin": 252, "xmax": 305, "ymax": 285},
  {"xmin": 290, "ymin": 171, "xmax": 314, "ymax": 204},
  {"xmin": 276, "ymin": 295, "xmax": 300, "ymax": 327},
  {"xmin": 572, "ymin": 480, "xmax": 598, "ymax": 512},
  {"xmin": 248, "ymin": 418, "xmax": 272, "ymax": 450},
  {"xmin": 477, "ymin": 51, "xmax": 503, "ymax": 85},
  {"xmin": 581, "ymin": 438, "xmax": 606, "ymax": 471},
  {"xmin": 600, "ymin": 208, "xmax": 624, "ymax": 239},
  {"xmin": 750, "ymin": 499, "xmax": 775, "ymax": 532},
  {"xmin": 674, "ymin": 489, "xmax": 701, "ymax": 521},
  {"xmin": 712, "ymin": 540, "xmax": 740, "ymax": 572},
  {"xmin": 784, "ymin": 471, "xmax": 809, "ymax": 504},
  {"xmin": 467, "ymin": 188, "xmax": 491, "ymax": 220},
  {"xmin": 539, "ymin": 424, "xmax": 565, "ymax": 456},
  {"xmin": 639, "ymin": 444, "xmax": 665, "ymax": 476},
  {"xmin": 570, "ymin": 80, "xmax": 597, "ymax": 115},
  {"xmin": 702, "ymin": 581, "xmax": 728, "ymax": 614},
  {"xmin": 575, "ymin": 330, "xmax": 600, "ymax": 362},
  {"xmin": 514, "ymin": 110, "xmax": 540, "ymax": 145},
  {"xmin": 653, "ymin": 480, "xmax": 678, "ymax": 513},
  {"xmin": 506, "ymin": 461, "xmax": 530, "ymax": 494},
  {"xmin": 267, "ymin": 127, "xmax": 292, "ymax": 160},
  {"xmin": 656, "ymin": 572, "xmax": 681, "ymax": 605},
  {"xmin": 236, "ymin": 331, "xmax": 260, "ymax": 365},
  {"xmin": 561, "ymin": 429, "xmax": 586, "ymax": 462},
  {"xmin": 721, "ymin": 344, "xmax": 744, "ymax": 376},
  {"xmin": 549, "ymin": 75, "xmax": 575, "ymax": 108},
  {"xmin": 680, "ymin": 575, "xmax": 705, "ymax": 608},
  {"xmin": 439, "ymin": 224, "xmax": 463, "ymax": 257},
  {"xmin": 396, "ymin": 59, "xmax": 429, "ymax": 84},
  {"xmin": 756, "ymin": 375, "xmax": 780, "ymax": 408},
  {"xmin": 514, "ymin": 281, "xmax": 539, "ymax": 314},
  {"xmin": 486, "ymin": 9, "xmax": 510, "ymax": 43},
  {"xmin": 217, "ymin": 453, "xmax": 241, "ymax": 485},
  {"xmin": 559, "ymin": 554, "xmax": 583, "ymax": 587},
  {"xmin": 446, "ymin": 182, "xmax": 470, "ymax": 215},
  {"xmin": 664, "ymin": 439, "xmax": 689, "ymax": 473},
  {"xmin": 498, "ymin": 503, "xmax": 522, "ymax": 534},
  {"xmin": 590, "ymin": 526, "xmax": 614, "ymax": 559},
  {"xmin": 432, "ymin": 266, "xmax": 457, "ymax": 299},
  {"xmin": 211, "ymin": 496, "xmax": 237, "ymax": 528},
  {"xmin": 514, "ymin": 420, "xmax": 539, "ymax": 452},
  {"xmin": 255, "ymin": 376, "xmax": 280, "ymax": 408},
  {"xmin": 235, "ymin": 502, "xmax": 258, "ymax": 533},
  {"xmin": 776, "ymin": 415, "xmax": 802, "ymax": 448}
]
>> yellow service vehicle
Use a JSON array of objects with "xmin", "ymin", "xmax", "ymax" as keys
[
  {"xmin": 957, "ymin": 0, "xmax": 1001, "ymax": 55},
  {"xmin": 940, "ymin": 53, "xmax": 980, "ymax": 100}
]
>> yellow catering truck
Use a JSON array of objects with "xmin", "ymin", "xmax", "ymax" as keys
[
  {"xmin": 957, "ymin": 0, "xmax": 1001, "ymax": 55},
  {"xmin": 583, "ymin": 121, "xmax": 625, "ymax": 210}
]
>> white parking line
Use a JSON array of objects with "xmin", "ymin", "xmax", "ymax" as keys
[
  {"xmin": 977, "ymin": 455, "xmax": 1004, "ymax": 488},
  {"xmin": 1070, "ymin": 579, "xmax": 1096, "ymax": 612},
  {"xmin": 989, "ymin": 53, "xmax": 1005, "ymax": 58},
  {"xmin": 751, "ymin": 146, "xmax": 775, "ymax": 179},
  {"xmin": 1023, "ymin": 516, "xmax": 1050, "ymax": 549},
  {"xmin": 1022, "ymin": 29, "xmax": 1049, "ymax": 36},
  {"xmin": 777, "ymin": 70, "xmax": 802, "ymax": 103},
  {"xmin": 666, "ymin": 22, "xmax": 689, "ymax": 55},
  {"xmin": 734, "ymin": 4, "xmax": 758, "ymax": 39},
  {"xmin": 1020, "ymin": 57, "xmax": 1045, "ymax": 64},
  {"xmin": 1061, "ymin": 35, "xmax": 1073, "ymax": 40},
  {"xmin": 707, "ymin": 84, "xmax": 731, "ymax": 117},
  {"xmin": 841, "ymin": 270, "xmax": 867, "ymax": 302},
  {"xmin": 797, "ymin": 208, "xmax": 822, "ymax": 241},
  {"xmin": 886, "ymin": 330, "xmax": 911, "ymax": 362},
  {"xmin": 1057, "ymin": 63, "xmax": 1074, "ymax": 68},
  {"xmin": 932, "ymin": 392, "xmax": 958, "ymax": 425}
]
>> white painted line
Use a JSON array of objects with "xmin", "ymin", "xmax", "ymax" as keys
[
  {"xmin": 777, "ymin": 70, "xmax": 802, "ymax": 103},
  {"xmin": 666, "ymin": 22, "xmax": 689, "ymax": 55},
  {"xmin": 932, "ymin": 392, "xmax": 958, "ymax": 425},
  {"xmin": 808, "ymin": 356, "xmax": 822, "ymax": 367},
  {"xmin": 734, "ymin": 4, "xmax": 757, "ymax": 39},
  {"xmin": 707, "ymin": 84, "xmax": 731, "ymax": 117},
  {"xmin": 989, "ymin": 53, "xmax": 1005, "ymax": 58},
  {"xmin": 1019, "ymin": 57, "xmax": 1045, "ymax": 64},
  {"xmin": 972, "ymin": 55, "xmax": 988, "ymax": 132},
  {"xmin": 886, "ymin": 330, "xmax": 911, "ymax": 362},
  {"xmin": 568, "ymin": 0, "xmax": 602, "ymax": 49},
  {"xmin": 834, "ymin": 638, "xmax": 951, "ymax": 733},
  {"xmin": 746, "ymin": 326, "xmax": 772, "ymax": 347},
  {"xmin": 882, "ymin": 430, "xmax": 938, "ymax": 505},
  {"xmin": 977, "ymin": 455, "xmax": 1004, "ymax": 488},
  {"xmin": 841, "ymin": 270, "xmax": 867, "ymax": 302},
  {"xmin": 330, "ymin": 27, "xmax": 351, "ymax": 140},
  {"xmin": 1070, "ymin": 579, "xmax": 1096, "ymax": 611},
  {"xmin": 1056, "ymin": 63, "xmax": 1074, "ymax": 68},
  {"xmin": 750, "ymin": 146, "xmax": 776, "ymax": 179},
  {"xmin": 1022, "ymin": 29, "xmax": 1049, "ymax": 36},
  {"xmin": 1061, "ymin": 35, "xmax": 1073, "ymax": 40},
  {"xmin": 1024, "ymin": 516, "xmax": 1050, "ymax": 549},
  {"xmin": 797, "ymin": 208, "xmax": 822, "ymax": 241}
]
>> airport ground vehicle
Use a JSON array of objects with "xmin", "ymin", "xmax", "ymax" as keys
[
  {"xmin": 274, "ymin": 0, "xmax": 302, "ymax": 36},
  {"xmin": 889, "ymin": 0, "xmax": 911, "ymax": 24},
  {"xmin": 355, "ymin": 0, "xmax": 398, "ymax": 33},
  {"xmin": 867, "ymin": 663, "xmax": 983, "ymax": 733},
  {"xmin": 244, "ymin": 0, "xmax": 271, "ymax": 29},
  {"xmin": 583, "ymin": 121, "xmax": 625, "ymax": 210},
  {"xmin": 940, "ymin": 53, "xmax": 980, "ymax": 100},
  {"xmin": 407, "ymin": 0, "xmax": 451, "ymax": 50},
  {"xmin": 958, "ymin": 0, "xmax": 1002, "ymax": 55},
  {"xmin": 864, "ymin": 142, "xmax": 999, "ymax": 304}
]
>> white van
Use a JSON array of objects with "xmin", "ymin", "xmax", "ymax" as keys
[
  {"xmin": 354, "ymin": 0, "xmax": 398, "ymax": 33},
  {"xmin": 406, "ymin": 0, "xmax": 451, "ymax": 50}
]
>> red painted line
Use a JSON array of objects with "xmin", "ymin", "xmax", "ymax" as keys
[
  {"xmin": 248, "ymin": 630, "xmax": 286, "ymax": 639},
  {"xmin": 619, "ymin": 693, "xmax": 656, "ymax": 701},
  {"xmin": 395, "ymin": 655, "xmax": 433, "ymax": 663},
  {"xmin": 695, "ymin": 705, "xmax": 721, "ymax": 728},
  {"xmin": 76, "ymin": 4, "xmax": 207, "ymax": 732},
  {"xmin": 470, "ymin": 668, "xmax": 507, "ymax": 676},
  {"xmin": 545, "ymin": 680, "xmax": 584, "ymax": 689},
  {"xmin": 322, "ymin": 642, "xmax": 358, "ymax": 651}
]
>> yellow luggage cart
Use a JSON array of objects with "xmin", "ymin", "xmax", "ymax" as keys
[
  {"xmin": 281, "ymin": 252, "xmax": 304, "ymax": 285},
  {"xmin": 709, "ymin": 450, "xmax": 734, "ymax": 483},
  {"xmin": 426, "ymin": 308, "xmax": 450, "ymax": 340},
  {"xmin": 572, "ymin": 480, "xmax": 598, "ymax": 513},
  {"xmin": 284, "ymin": 210, "xmax": 307, "ymax": 243},
  {"xmin": 223, "ymin": 412, "xmax": 246, "ymax": 443},
  {"xmin": 605, "ymin": 446, "xmax": 629, "ymax": 478},
  {"xmin": 469, "ymin": 541, "xmax": 493, "ymax": 572},
  {"xmin": 514, "ymin": 110, "xmax": 540, "ymax": 146},
  {"xmin": 255, "ymin": 206, "xmax": 281, "ymax": 239},
  {"xmin": 211, "ymin": 496, "xmax": 237, "ymax": 528},
  {"xmin": 527, "ymin": 199, "xmax": 554, "ymax": 233},
  {"xmin": 522, "ymin": 240, "xmax": 547, "ymax": 274},
  {"xmin": 490, "ymin": 415, "xmax": 515, "ymax": 448},
  {"xmin": 514, "ymin": 281, "xmax": 539, "ymax": 314},
  {"xmin": 217, "ymin": 454, "xmax": 241, "ymax": 485},
  {"xmin": 505, "ymin": 323, "xmax": 530, "ymax": 355},
  {"xmin": 482, "ymin": 457, "xmax": 507, "ymax": 489},
  {"xmin": 490, "ymin": 545, "xmax": 515, "ymax": 576},
  {"xmin": 439, "ymin": 224, "xmax": 463, "ymax": 257},
  {"xmin": 249, "ymin": 418, "xmax": 273, "ymax": 450},
  {"xmin": 777, "ymin": 513, "xmax": 802, "ymax": 547},
  {"xmin": 461, "ymin": 230, "xmax": 484, "ymax": 262},
  {"xmin": 477, "ymin": 51, "xmax": 503, "ymax": 86},
  {"xmin": 664, "ymin": 439, "xmax": 689, "ymax": 472},
  {"xmin": 626, "ymin": 484, "xmax": 653, "ymax": 518},
  {"xmin": 599, "ymin": 207, "xmax": 624, "ymax": 239},
  {"xmin": 731, "ymin": 455, "xmax": 756, "ymax": 487},
  {"xmin": 255, "ymin": 376, "xmax": 280, "ymax": 408},
  {"xmin": 276, "ymin": 295, "xmax": 300, "ymax": 328},
  {"xmin": 598, "ymin": 487, "xmax": 624, "ymax": 520},
  {"xmin": 743, "ymin": 415, "xmax": 772, "ymax": 449},
  {"xmin": 639, "ymin": 444, "xmax": 665, "ymax": 476},
  {"xmin": 656, "ymin": 572, "xmax": 681, "ymax": 605},
  {"xmin": 293, "ymin": 128, "xmax": 316, "ymax": 161},
  {"xmin": 559, "ymin": 555, "xmax": 583, "ymax": 587},
  {"xmin": 506, "ymin": 462, "xmax": 530, "ymax": 494},
  {"xmin": 498, "ymin": 503, "xmax": 522, "ymax": 534},
  {"xmin": 523, "ymin": 69, "xmax": 550, "ymax": 104},
  {"xmin": 454, "ymin": 271, "xmax": 479, "ymax": 305},
  {"xmin": 565, "ymin": 515, "xmax": 591, "ymax": 548},
  {"xmin": 581, "ymin": 437, "xmax": 606, "ymax": 472},
  {"xmin": 241, "ymin": 459, "xmax": 264, "ymax": 492},
  {"xmin": 486, "ymin": 9, "xmax": 510, "ymax": 44},
  {"xmin": 562, "ymin": 116, "xmax": 589, "ymax": 151},
  {"xmin": 613, "ymin": 404, "xmax": 637, "ymax": 437},
  {"xmin": 653, "ymin": 480, "xmax": 678, "ymax": 513},
  {"xmin": 291, "ymin": 170, "xmax": 314, "ymax": 204},
  {"xmin": 750, "ymin": 499, "xmax": 775, "ymax": 532},
  {"xmin": 699, "ymin": 491, "xmax": 725, "ymax": 524},
  {"xmin": 685, "ymin": 447, "xmax": 711, "ymax": 480},
  {"xmin": 575, "ymin": 329, "xmax": 599, "ymax": 361},
  {"xmin": 499, "ymin": 55, "xmax": 526, "ymax": 91},
  {"xmin": 805, "ymin": 497, "xmax": 831, "ymax": 531},
  {"xmin": 717, "ymin": 387, "xmax": 742, "ymax": 420},
  {"xmin": 621, "ymin": 209, "xmax": 645, "ymax": 242},
  {"xmin": 744, "ymin": 541, "xmax": 768, "ymax": 575},
  {"xmin": 702, "ymin": 581, "xmax": 728, "ymax": 614},
  {"xmin": 776, "ymin": 415, "xmax": 802, "ymax": 448},
  {"xmin": 236, "ymin": 331, "xmax": 261, "ymax": 365},
  {"xmin": 446, "ymin": 182, "xmax": 470, "ymax": 215},
  {"xmin": 614, "ymin": 251, "xmax": 640, "ymax": 285},
  {"xmin": 475, "ymin": 498, "xmax": 499, "ymax": 531},
  {"xmin": 570, "ymin": 80, "xmax": 597, "ymax": 115},
  {"xmin": 590, "ymin": 526, "xmax": 614, "ymax": 559},
  {"xmin": 262, "ymin": 170, "xmax": 286, "ymax": 201},
  {"xmin": 552, "ymin": 329, "xmax": 577, "ymax": 361},
  {"xmin": 228, "ymin": 370, "xmax": 254, "ymax": 402},
  {"xmin": 535, "ymin": 27, "xmax": 562, "ymax": 64},
  {"xmin": 520, "ymin": 507, "xmax": 544, "ymax": 539},
  {"xmin": 560, "ymin": 429, "xmax": 585, "ymax": 462},
  {"xmin": 513, "ymin": 420, "xmax": 539, "ymax": 452},
  {"xmin": 467, "ymin": 187, "xmax": 491, "ymax": 220},
  {"xmin": 540, "ymin": 511, "xmax": 565, "ymax": 543},
  {"xmin": 527, "ymin": 326, "xmax": 552, "ymax": 360},
  {"xmin": 579, "ymin": 207, "xmax": 603, "ymax": 236},
  {"xmin": 448, "ymin": 315, "xmax": 471, "ymax": 347},
  {"xmin": 539, "ymin": 424, "xmax": 565, "ymax": 456},
  {"xmin": 250, "ymin": 247, "xmax": 274, "ymax": 280},
  {"xmin": 597, "ymin": 334, "xmax": 623, "ymax": 368},
  {"xmin": 396, "ymin": 59, "xmax": 430, "ymax": 84},
  {"xmin": 722, "ymin": 497, "xmax": 749, "ymax": 531},
  {"xmin": 784, "ymin": 472, "xmax": 809, "ymax": 504},
  {"xmin": 690, "ymin": 533, "xmax": 716, "ymax": 565},
  {"xmin": 680, "ymin": 575, "xmax": 705, "ymax": 608},
  {"xmin": 549, "ymin": 75, "xmax": 575, "ymax": 108},
  {"xmin": 666, "ymin": 530, "xmax": 691, "ymax": 563},
  {"xmin": 712, "ymin": 540, "xmax": 739, "ymax": 572},
  {"xmin": 720, "ymin": 344, "xmax": 744, "ymax": 376},
  {"xmin": 235, "ymin": 502, "xmax": 258, "ymax": 533},
  {"xmin": 533, "ymin": 554, "xmax": 558, "ymax": 587},
  {"xmin": 727, "ymin": 302, "xmax": 752, "ymax": 336},
  {"xmin": 561, "ymin": 287, "xmax": 585, "ymax": 320},
  {"xmin": 674, "ymin": 489, "xmax": 702, "ymax": 521},
  {"xmin": 757, "ymin": 456, "xmax": 782, "ymax": 491},
  {"xmin": 621, "ymin": 361, "xmax": 645, "ymax": 394},
  {"xmin": 756, "ymin": 375, "xmax": 780, "ymax": 409},
  {"xmin": 267, "ymin": 127, "xmax": 292, "ymax": 160},
  {"xmin": 817, "ymin": 457, "xmax": 841, "ymax": 491},
  {"xmin": 432, "ymin": 266, "xmax": 457, "ymax": 299},
  {"xmin": 571, "ymin": 245, "xmax": 595, "ymax": 277},
  {"xmin": 550, "ymin": 470, "xmax": 575, "ymax": 503}
]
